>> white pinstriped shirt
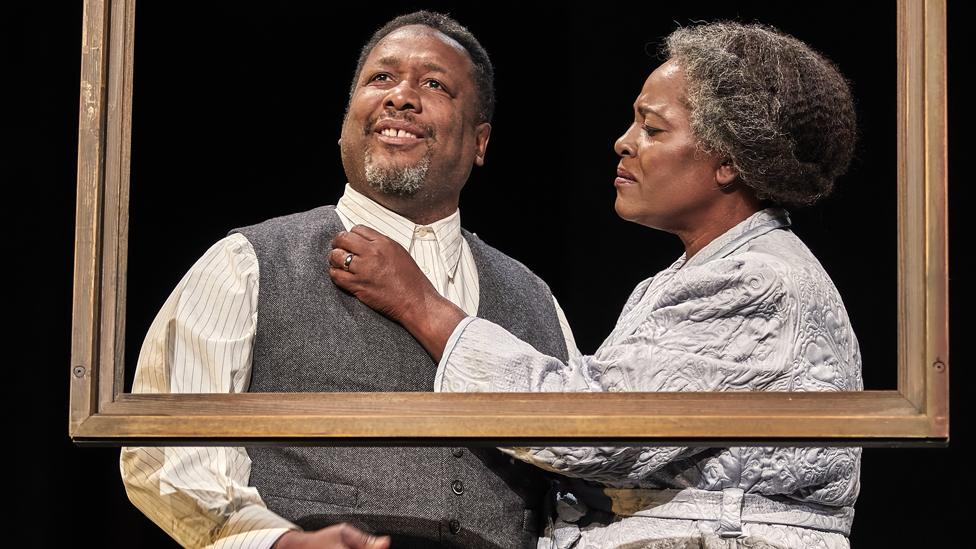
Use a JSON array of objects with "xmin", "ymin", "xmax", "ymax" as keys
[{"xmin": 120, "ymin": 184, "xmax": 579, "ymax": 549}]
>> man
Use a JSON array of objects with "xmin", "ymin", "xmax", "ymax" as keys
[{"xmin": 121, "ymin": 11, "xmax": 576, "ymax": 549}]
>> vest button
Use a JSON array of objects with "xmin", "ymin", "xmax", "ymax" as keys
[
  {"xmin": 449, "ymin": 519, "xmax": 461, "ymax": 534},
  {"xmin": 451, "ymin": 479, "xmax": 464, "ymax": 495},
  {"xmin": 452, "ymin": 448, "xmax": 464, "ymax": 458}
]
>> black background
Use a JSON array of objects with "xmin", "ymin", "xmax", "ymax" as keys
[{"xmin": 18, "ymin": 1, "xmax": 971, "ymax": 546}]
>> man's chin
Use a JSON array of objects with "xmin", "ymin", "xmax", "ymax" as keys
[
  {"xmin": 366, "ymin": 179, "xmax": 425, "ymax": 197},
  {"xmin": 365, "ymin": 145, "xmax": 427, "ymax": 167},
  {"xmin": 367, "ymin": 157, "xmax": 423, "ymax": 171},
  {"xmin": 365, "ymin": 165, "xmax": 429, "ymax": 197}
]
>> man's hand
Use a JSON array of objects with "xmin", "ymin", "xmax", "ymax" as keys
[
  {"xmin": 272, "ymin": 524, "xmax": 390, "ymax": 549},
  {"xmin": 329, "ymin": 225, "xmax": 435, "ymax": 324},
  {"xmin": 329, "ymin": 225, "xmax": 466, "ymax": 362}
]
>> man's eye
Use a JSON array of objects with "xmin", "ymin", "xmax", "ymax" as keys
[
  {"xmin": 424, "ymin": 79, "xmax": 444, "ymax": 90},
  {"xmin": 643, "ymin": 125, "xmax": 662, "ymax": 136},
  {"xmin": 369, "ymin": 73, "xmax": 392, "ymax": 83}
]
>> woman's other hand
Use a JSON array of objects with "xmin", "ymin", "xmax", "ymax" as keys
[{"xmin": 329, "ymin": 225, "xmax": 466, "ymax": 361}]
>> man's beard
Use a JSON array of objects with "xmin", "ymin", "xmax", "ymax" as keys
[{"xmin": 363, "ymin": 142, "xmax": 433, "ymax": 197}]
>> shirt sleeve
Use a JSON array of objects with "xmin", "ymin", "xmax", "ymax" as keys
[
  {"xmin": 552, "ymin": 296, "xmax": 583, "ymax": 366},
  {"xmin": 120, "ymin": 233, "xmax": 298, "ymax": 549},
  {"xmin": 434, "ymin": 257, "xmax": 795, "ymax": 484}
]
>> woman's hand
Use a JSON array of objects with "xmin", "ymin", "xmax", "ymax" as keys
[{"xmin": 329, "ymin": 225, "xmax": 466, "ymax": 362}]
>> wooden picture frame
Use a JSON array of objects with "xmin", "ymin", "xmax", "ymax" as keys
[{"xmin": 69, "ymin": 0, "xmax": 948, "ymax": 446}]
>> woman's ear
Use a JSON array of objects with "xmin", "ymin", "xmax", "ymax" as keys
[{"xmin": 716, "ymin": 159, "xmax": 738, "ymax": 188}]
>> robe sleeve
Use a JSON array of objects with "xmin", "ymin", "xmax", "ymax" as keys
[{"xmin": 435, "ymin": 255, "xmax": 807, "ymax": 484}]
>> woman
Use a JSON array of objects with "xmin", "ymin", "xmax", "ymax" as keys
[{"xmin": 330, "ymin": 22, "xmax": 861, "ymax": 549}]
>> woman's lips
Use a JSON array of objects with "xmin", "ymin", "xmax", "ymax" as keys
[{"xmin": 615, "ymin": 167, "xmax": 638, "ymax": 186}]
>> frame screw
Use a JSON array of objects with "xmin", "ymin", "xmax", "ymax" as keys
[
  {"xmin": 933, "ymin": 360, "xmax": 946, "ymax": 373},
  {"xmin": 72, "ymin": 366, "xmax": 86, "ymax": 378}
]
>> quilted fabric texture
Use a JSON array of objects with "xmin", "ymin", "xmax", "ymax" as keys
[{"xmin": 437, "ymin": 209, "xmax": 861, "ymax": 548}]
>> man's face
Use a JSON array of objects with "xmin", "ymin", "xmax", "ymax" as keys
[{"xmin": 340, "ymin": 25, "xmax": 490, "ymax": 201}]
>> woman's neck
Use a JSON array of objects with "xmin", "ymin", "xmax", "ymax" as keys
[{"xmin": 678, "ymin": 195, "xmax": 764, "ymax": 261}]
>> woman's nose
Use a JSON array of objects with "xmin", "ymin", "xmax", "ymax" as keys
[{"xmin": 614, "ymin": 125, "xmax": 636, "ymax": 157}]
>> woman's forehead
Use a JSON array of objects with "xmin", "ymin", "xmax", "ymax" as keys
[{"xmin": 636, "ymin": 60, "xmax": 688, "ymax": 119}]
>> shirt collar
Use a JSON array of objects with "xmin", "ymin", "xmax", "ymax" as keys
[
  {"xmin": 335, "ymin": 184, "xmax": 465, "ymax": 278},
  {"xmin": 678, "ymin": 207, "xmax": 792, "ymax": 269}
]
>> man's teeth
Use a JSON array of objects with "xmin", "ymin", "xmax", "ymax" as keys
[{"xmin": 380, "ymin": 128, "xmax": 418, "ymax": 138}]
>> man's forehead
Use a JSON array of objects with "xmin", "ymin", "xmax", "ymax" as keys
[{"xmin": 366, "ymin": 25, "xmax": 471, "ymax": 67}]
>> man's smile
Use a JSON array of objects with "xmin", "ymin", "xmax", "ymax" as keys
[{"xmin": 372, "ymin": 118, "xmax": 430, "ymax": 146}]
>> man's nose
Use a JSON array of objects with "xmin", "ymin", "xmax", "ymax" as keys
[{"xmin": 384, "ymin": 80, "xmax": 422, "ymax": 113}]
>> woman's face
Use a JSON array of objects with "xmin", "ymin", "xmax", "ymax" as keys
[{"xmin": 613, "ymin": 60, "xmax": 733, "ymax": 233}]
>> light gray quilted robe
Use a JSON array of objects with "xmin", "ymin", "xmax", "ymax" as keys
[{"xmin": 435, "ymin": 209, "xmax": 862, "ymax": 549}]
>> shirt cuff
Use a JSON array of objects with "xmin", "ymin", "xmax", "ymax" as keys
[
  {"xmin": 211, "ymin": 504, "xmax": 300, "ymax": 549},
  {"xmin": 434, "ymin": 316, "xmax": 477, "ymax": 392}
]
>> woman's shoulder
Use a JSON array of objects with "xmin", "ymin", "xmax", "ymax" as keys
[
  {"xmin": 735, "ymin": 229, "xmax": 846, "ymax": 301},
  {"xmin": 695, "ymin": 228, "xmax": 837, "ymax": 292},
  {"xmin": 729, "ymin": 230, "xmax": 863, "ymax": 390},
  {"xmin": 658, "ymin": 228, "xmax": 850, "ymax": 322}
]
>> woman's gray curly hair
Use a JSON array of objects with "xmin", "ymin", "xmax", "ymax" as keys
[{"xmin": 665, "ymin": 22, "xmax": 856, "ymax": 206}]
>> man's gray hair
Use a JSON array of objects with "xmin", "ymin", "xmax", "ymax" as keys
[{"xmin": 665, "ymin": 22, "xmax": 856, "ymax": 206}]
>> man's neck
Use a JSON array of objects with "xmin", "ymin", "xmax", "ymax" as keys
[{"xmin": 348, "ymin": 182, "xmax": 459, "ymax": 225}]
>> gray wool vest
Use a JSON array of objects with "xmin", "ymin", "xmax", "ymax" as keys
[{"xmin": 233, "ymin": 206, "xmax": 569, "ymax": 549}]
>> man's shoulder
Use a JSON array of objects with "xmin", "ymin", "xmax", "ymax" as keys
[
  {"xmin": 231, "ymin": 205, "xmax": 341, "ymax": 246},
  {"xmin": 234, "ymin": 205, "xmax": 338, "ymax": 234},
  {"xmin": 462, "ymin": 230, "xmax": 550, "ymax": 287}
]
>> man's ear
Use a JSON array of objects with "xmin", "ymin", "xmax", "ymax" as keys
[
  {"xmin": 474, "ymin": 122, "xmax": 491, "ymax": 167},
  {"xmin": 716, "ymin": 159, "xmax": 738, "ymax": 188}
]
